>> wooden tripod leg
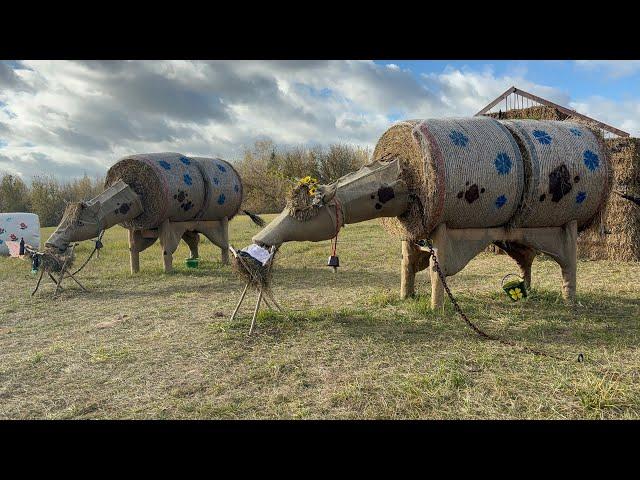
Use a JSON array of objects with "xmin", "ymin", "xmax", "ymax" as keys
[
  {"xmin": 54, "ymin": 269, "xmax": 66, "ymax": 296},
  {"xmin": 249, "ymin": 289, "xmax": 263, "ymax": 335},
  {"xmin": 230, "ymin": 283, "xmax": 249, "ymax": 322},
  {"xmin": 32, "ymin": 269, "xmax": 44, "ymax": 296},
  {"xmin": 265, "ymin": 290, "xmax": 283, "ymax": 312},
  {"xmin": 66, "ymin": 273, "xmax": 89, "ymax": 292}
]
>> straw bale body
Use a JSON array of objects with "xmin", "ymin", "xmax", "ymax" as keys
[
  {"xmin": 105, "ymin": 153, "xmax": 242, "ymax": 230},
  {"xmin": 373, "ymin": 118, "xmax": 611, "ymax": 240}
]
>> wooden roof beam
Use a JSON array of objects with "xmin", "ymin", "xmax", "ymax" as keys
[{"xmin": 475, "ymin": 86, "xmax": 630, "ymax": 138}]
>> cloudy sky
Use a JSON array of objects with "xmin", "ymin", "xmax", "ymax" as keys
[{"xmin": 1, "ymin": 60, "xmax": 639, "ymax": 181}]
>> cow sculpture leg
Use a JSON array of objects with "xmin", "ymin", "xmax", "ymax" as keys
[
  {"xmin": 182, "ymin": 230, "xmax": 200, "ymax": 259},
  {"xmin": 128, "ymin": 229, "xmax": 159, "ymax": 274},
  {"xmin": 158, "ymin": 220, "xmax": 187, "ymax": 273},
  {"xmin": 400, "ymin": 239, "xmax": 431, "ymax": 299},
  {"xmin": 495, "ymin": 241, "xmax": 538, "ymax": 289},
  {"xmin": 198, "ymin": 217, "xmax": 230, "ymax": 265},
  {"xmin": 409, "ymin": 220, "xmax": 578, "ymax": 310}
]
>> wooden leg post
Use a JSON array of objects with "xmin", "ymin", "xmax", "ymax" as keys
[
  {"xmin": 249, "ymin": 289, "xmax": 263, "ymax": 335},
  {"xmin": 230, "ymin": 283, "xmax": 249, "ymax": 322}
]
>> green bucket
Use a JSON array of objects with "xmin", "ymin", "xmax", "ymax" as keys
[
  {"xmin": 501, "ymin": 274, "xmax": 527, "ymax": 302},
  {"xmin": 185, "ymin": 257, "xmax": 200, "ymax": 269}
]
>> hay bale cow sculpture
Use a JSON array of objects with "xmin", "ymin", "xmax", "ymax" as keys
[
  {"xmin": 252, "ymin": 118, "xmax": 611, "ymax": 309},
  {"xmin": 46, "ymin": 153, "xmax": 259, "ymax": 273}
]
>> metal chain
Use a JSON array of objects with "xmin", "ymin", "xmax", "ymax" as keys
[{"xmin": 424, "ymin": 239, "xmax": 567, "ymax": 361}]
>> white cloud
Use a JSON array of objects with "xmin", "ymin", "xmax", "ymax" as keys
[
  {"xmin": 574, "ymin": 60, "xmax": 640, "ymax": 79},
  {"xmin": 1, "ymin": 60, "xmax": 636, "ymax": 182}
]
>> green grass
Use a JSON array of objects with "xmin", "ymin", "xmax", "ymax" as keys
[{"xmin": 0, "ymin": 215, "xmax": 639, "ymax": 419}]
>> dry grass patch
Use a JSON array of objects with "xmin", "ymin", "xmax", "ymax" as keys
[{"xmin": 0, "ymin": 215, "xmax": 639, "ymax": 419}]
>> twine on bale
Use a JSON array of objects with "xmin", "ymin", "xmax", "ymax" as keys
[
  {"xmin": 502, "ymin": 120, "xmax": 611, "ymax": 230},
  {"xmin": 374, "ymin": 117, "xmax": 524, "ymax": 239}
]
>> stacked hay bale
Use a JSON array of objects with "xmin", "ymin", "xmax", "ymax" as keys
[
  {"xmin": 593, "ymin": 138, "xmax": 639, "ymax": 261},
  {"xmin": 487, "ymin": 106, "xmax": 570, "ymax": 121}
]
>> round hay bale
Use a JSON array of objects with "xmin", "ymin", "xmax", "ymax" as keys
[
  {"xmin": 374, "ymin": 117, "xmax": 524, "ymax": 239},
  {"xmin": 105, "ymin": 153, "xmax": 206, "ymax": 229},
  {"xmin": 502, "ymin": 120, "xmax": 611, "ymax": 230},
  {"xmin": 189, "ymin": 157, "xmax": 243, "ymax": 221}
]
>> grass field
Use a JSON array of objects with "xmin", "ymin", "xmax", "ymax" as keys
[{"xmin": 1, "ymin": 215, "xmax": 639, "ymax": 419}]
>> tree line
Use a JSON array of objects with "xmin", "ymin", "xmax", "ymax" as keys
[{"xmin": 0, "ymin": 141, "xmax": 370, "ymax": 227}]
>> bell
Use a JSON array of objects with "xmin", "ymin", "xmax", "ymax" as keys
[{"xmin": 327, "ymin": 255, "xmax": 340, "ymax": 268}]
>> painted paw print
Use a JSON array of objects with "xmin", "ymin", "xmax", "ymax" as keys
[
  {"xmin": 158, "ymin": 160, "xmax": 171, "ymax": 170},
  {"xmin": 9, "ymin": 234, "xmax": 18, "ymax": 241},
  {"xmin": 0, "ymin": 227, "xmax": 4, "ymax": 235},
  {"xmin": 114, "ymin": 202, "xmax": 133, "ymax": 215},
  {"xmin": 369, "ymin": 185, "xmax": 396, "ymax": 210},
  {"xmin": 174, "ymin": 190, "xmax": 194, "ymax": 211},
  {"xmin": 456, "ymin": 181, "xmax": 485, "ymax": 204},
  {"xmin": 541, "ymin": 163, "xmax": 582, "ymax": 203},
  {"xmin": 533, "ymin": 130, "xmax": 552, "ymax": 145},
  {"xmin": 19, "ymin": 222, "xmax": 27, "ymax": 230},
  {"xmin": 583, "ymin": 150, "xmax": 600, "ymax": 171},
  {"xmin": 494, "ymin": 152, "xmax": 512, "ymax": 175}
]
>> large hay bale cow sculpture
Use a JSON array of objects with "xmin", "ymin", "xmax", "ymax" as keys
[
  {"xmin": 46, "ymin": 153, "xmax": 259, "ymax": 273},
  {"xmin": 252, "ymin": 118, "xmax": 611, "ymax": 309}
]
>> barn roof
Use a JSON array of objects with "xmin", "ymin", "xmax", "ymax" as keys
[{"xmin": 475, "ymin": 86, "xmax": 629, "ymax": 138}]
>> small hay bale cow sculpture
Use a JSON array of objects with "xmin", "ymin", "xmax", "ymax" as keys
[{"xmin": 46, "ymin": 153, "xmax": 262, "ymax": 273}]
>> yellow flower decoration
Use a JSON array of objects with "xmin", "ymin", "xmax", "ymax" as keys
[{"xmin": 509, "ymin": 287, "xmax": 524, "ymax": 300}]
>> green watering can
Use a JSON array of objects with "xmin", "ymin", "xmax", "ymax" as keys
[{"xmin": 501, "ymin": 273, "xmax": 527, "ymax": 302}]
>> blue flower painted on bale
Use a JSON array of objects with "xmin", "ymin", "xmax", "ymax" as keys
[
  {"xmin": 570, "ymin": 128, "xmax": 582, "ymax": 137},
  {"xmin": 576, "ymin": 191, "xmax": 587, "ymax": 204},
  {"xmin": 494, "ymin": 152, "xmax": 512, "ymax": 175},
  {"xmin": 495, "ymin": 195, "xmax": 507, "ymax": 209},
  {"xmin": 449, "ymin": 130, "xmax": 469, "ymax": 147},
  {"xmin": 533, "ymin": 130, "xmax": 552, "ymax": 145},
  {"xmin": 217, "ymin": 163, "xmax": 227, "ymax": 172},
  {"xmin": 213, "ymin": 177, "xmax": 219, "ymax": 185},
  {"xmin": 183, "ymin": 174, "xmax": 193, "ymax": 186},
  {"xmin": 234, "ymin": 184, "xmax": 239, "ymax": 193},
  {"xmin": 583, "ymin": 150, "xmax": 600, "ymax": 171},
  {"xmin": 158, "ymin": 160, "xmax": 171, "ymax": 170},
  {"xmin": 180, "ymin": 156, "xmax": 191, "ymax": 165},
  {"xmin": 217, "ymin": 193, "xmax": 226, "ymax": 205}
]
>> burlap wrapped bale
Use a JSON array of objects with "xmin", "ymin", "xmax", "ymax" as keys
[
  {"xmin": 502, "ymin": 120, "xmax": 611, "ymax": 230},
  {"xmin": 189, "ymin": 157, "xmax": 243, "ymax": 221},
  {"xmin": 105, "ymin": 153, "xmax": 206, "ymax": 230},
  {"xmin": 374, "ymin": 117, "xmax": 524, "ymax": 240}
]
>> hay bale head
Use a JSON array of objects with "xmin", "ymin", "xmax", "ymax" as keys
[
  {"xmin": 105, "ymin": 153, "xmax": 206, "ymax": 229},
  {"xmin": 189, "ymin": 157, "xmax": 243, "ymax": 221},
  {"xmin": 374, "ymin": 117, "xmax": 524, "ymax": 239},
  {"xmin": 502, "ymin": 120, "xmax": 611, "ymax": 230}
]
